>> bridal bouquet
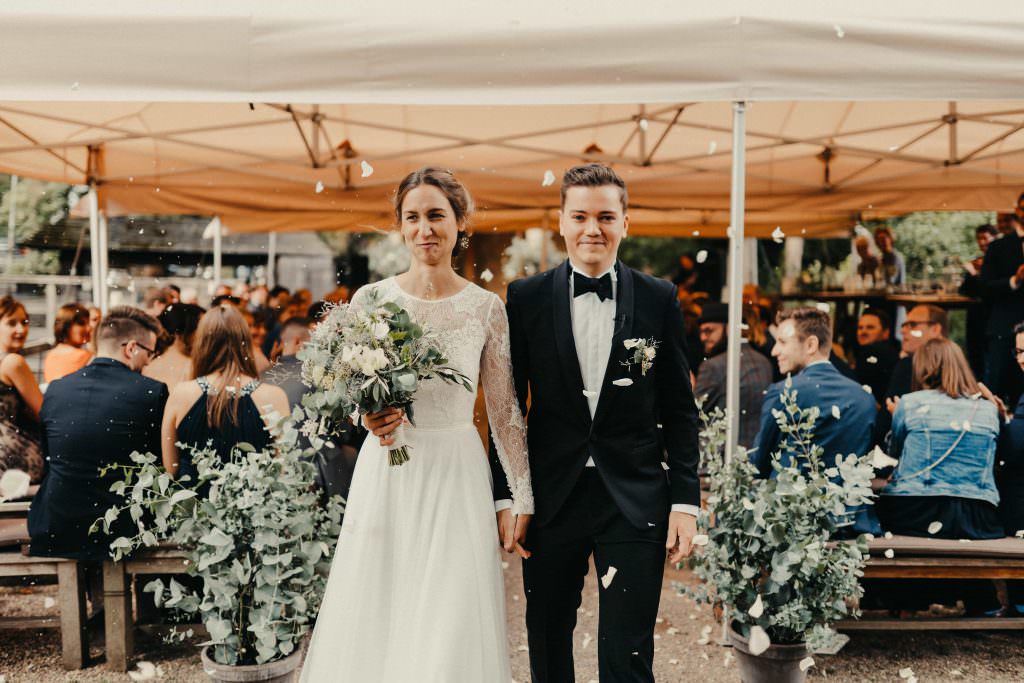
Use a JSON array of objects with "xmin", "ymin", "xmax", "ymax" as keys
[{"xmin": 299, "ymin": 292, "xmax": 473, "ymax": 466}]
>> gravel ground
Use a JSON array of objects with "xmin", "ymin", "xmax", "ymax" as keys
[{"xmin": 1, "ymin": 563, "xmax": 1022, "ymax": 682}]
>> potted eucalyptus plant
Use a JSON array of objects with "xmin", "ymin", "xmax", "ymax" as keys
[
  {"xmin": 687, "ymin": 389, "xmax": 875, "ymax": 683},
  {"xmin": 92, "ymin": 413, "xmax": 343, "ymax": 683}
]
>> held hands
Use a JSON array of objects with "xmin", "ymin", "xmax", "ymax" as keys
[
  {"xmin": 496, "ymin": 509, "xmax": 531, "ymax": 559},
  {"xmin": 362, "ymin": 408, "xmax": 405, "ymax": 447},
  {"xmin": 978, "ymin": 382, "xmax": 1010, "ymax": 420},
  {"xmin": 666, "ymin": 511, "xmax": 697, "ymax": 564}
]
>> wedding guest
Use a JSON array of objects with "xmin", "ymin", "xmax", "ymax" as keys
[
  {"xmin": 166, "ymin": 285, "xmax": 181, "ymax": 305},
  {"xmin": 874, "ymin": 227, "xmax": 906, "ymax": 288},
  {"xmin": 142, "ymin": 286, "xmax": 173, "ymax": 318},
  {"xmin": 980, "ymin": 207, "xmax": 1024, "ymax": 403},
  {"xmin": 854, "ymin": 308, "xmax": 899, "ymax": 405},
  {"xmin": 961, "ymin": 224, "xmax": 999, "ymax": 378},
  {"xmin": 886, "ymin": 304, "xmax": 947, "ymax": 400},
  {"xmin": 751, "ymin": 307, "xmax": 878, "ymax": 534},
  {"xmin": 692, "ymin": 302, "xmax": 772, "ymax": 448},
  {"xmin": 0, "ymin": 296, "xmax": 44, "ymax": 485},
  {"xmin": 27, "ymin": 307, "xmax": 167, "ymax": 560},
  {"xmin": 43, "ymin": 303, "xmax": 93, "ymax": 383},
  {"xmin": 144, "ymin": 303, "xmax": 205, "ymax": 388},
  {"xmin": 996, "ymin": 321, "xmax": 1024, "ymax": 537},
  {"xmin": 878, "ymin": 338, "xmax": 1003, "ymax": 539},
  {"xmin": 240, "ymin": 309, "xmax": 272, "ymax": 374},
  {"xmin": 307, "ymin": 300, "xmax": 331, "ymax": 324},
  {"xmin": 161, "ymin": 305, "xmax": 289, "ymax": 481},
  {"xmin": 262, "ymin": 317, "xmax": 312, "ymax": 404}
]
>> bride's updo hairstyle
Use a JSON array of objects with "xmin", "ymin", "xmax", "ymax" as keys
[{"xmin": 393, "ymin": 167, "xmax": 474, "ymax": 258}]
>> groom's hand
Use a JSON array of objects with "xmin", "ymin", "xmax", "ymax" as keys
[
  {"xmin": 363, "ymin": 408, "xmax": 404, "ymax": 447},
  {"xmin": 496, "ymin": 510, "xmax": 531, "ymax": 559},
  {"xmin": 666, "ymin": 511, "xmax": 697, "ymax": 564}
]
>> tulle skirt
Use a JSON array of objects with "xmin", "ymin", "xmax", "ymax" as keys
[{"xmin": 299, "ymin": 424, "xmax": 512, "ymax": 682}]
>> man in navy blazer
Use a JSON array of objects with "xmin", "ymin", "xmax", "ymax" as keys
[
  {"xmin": 751, "ymin": 307, "xmax": 876, "ymax": 484},
  {"xmin": 28, "ymin": 307, "xmax": 167, "ymax": 561}
]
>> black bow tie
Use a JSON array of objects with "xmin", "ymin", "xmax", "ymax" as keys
[{"xmin": 573, "ymin": 271, "xmax": 613, "ymax": 302}]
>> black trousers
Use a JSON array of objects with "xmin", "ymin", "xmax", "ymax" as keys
[{"xmin": 523, "ymin": 469, "xmax": 666, "ymax": 683}]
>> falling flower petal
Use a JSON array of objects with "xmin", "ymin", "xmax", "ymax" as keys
[
  {"xmin": 870, "ymin": 446, "xmax": 899, "ymax": 469},
  {"xmin": 950, "ymin": 670, "xmax": 964, "ymax": 678},
  {"xmin": 360, "ymin": 160, "xmax": 374, "ymax": 178},
  {"xmin": 696, "ymin": 250, "xmax": 708, "ymax": 264},
  {"xmin": 771, "ymin": 226, "xmax": 786, "ymax": 243},
  {"xmin": 884, "ymin": 549, "xmax": 895, "ymax": 559},
  {"xmin": 613, "ymin": 378, "xmax": 634, "ymax": 387},
  {"xmin": 834, "ymin": 24, "xmax": 845, "ymax": 38},
  {"xmin": 748, "ymin": 594, "xmax": 764, "ymax": 618},
  {"xmin": 128, "ymin": 661, "xmax": 157, "ymax": 681},
  {"xmin": 0, "ymin": 469, "xmax": 30, "ymax": 501},
  {"xmin": 697, "ymin": 625, "xmax": 712, "ymax": 645},
  {"xmin": 542, "ymin": 170, "xmax": 556, "ymax": 187},
  {"xmin": 707, "ymin": 140, "xmax": 718, "ymax": 155},
  {"xmin": 928, "ymin": 521, "xmax": 943, "ymax": 535},
  {"xmin": 831, "ymin": 405, "xmax": 841, "ymax": 419},
  {"xmin": 815, "ymin": 302, "xmax": 831, "ymax": 313},
  {"xmin": 480, "ymin": 268, "xmax": 494, "ymax": 283},
  {"xmin": 899, "ymin": 668, "xmax": 915, "ymax": 680},
  {"xmin": 884, "ymin": 531, "xmax": 894, "ymax": 539},
  {"xmin": 638, "ymin": 118, "xmax": 649, "ymax": 131},
  {"xmin": 601, "ymin": 566, "xmax": 618, "ymax": 588},
  {"xmin": 800, "ymin": 656, "xmax": 815, "ymax": 671},
  {"xmin": 692, "ymin": 534, "xmax": 709, "ymax": 546},
  {"xmin": 866, "ymin": 356, "xmax": 878, "ymax": 364},
  {"xmin": 43, "ymin": 597, "xmax": 56, "ymax": 608},
  {"xmin": 669, "ymin": 658, "xmax": 679, "ymax": 665},
  {"xmin": 963, "ymin": 420, "xmax": 972, "ymax": 432},
  {"xmin": 667, "ymin": 627, "xmax": 679, "ymax": 635},
  {"xmin": 748, "ymin": 625, "xmax": 771, "ymax": 656},
  {"xmin": 862, "ymin": 384, "xmax": 873, "ymax": 394},
  {"xmin": 314, "ymin": 181, "xmax": 324, "ymax": 194},
  {"xmin": 582, "ymin": 390, "xmax": 598, "ymax": 399}
]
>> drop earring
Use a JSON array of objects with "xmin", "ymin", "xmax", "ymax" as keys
[{"xmin": 459, "ymin": 234, "xmax": 470, "ymax": 251}]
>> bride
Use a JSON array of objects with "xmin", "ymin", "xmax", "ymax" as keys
[{"xmin": 299, "ymin": 168, "xmax": 533, "ymax": 682}]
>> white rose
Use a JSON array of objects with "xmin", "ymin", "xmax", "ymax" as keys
[
  {"xmin": 341, "ymin": 346, "xmax": 358, "ymax": 364},
  {"xmin": 623, "ymin": 339, "xmax": 641, "ymax": 349},
  {"xmin": 644, "ymin": 346, "xmax": 656, "ymax": 359}
]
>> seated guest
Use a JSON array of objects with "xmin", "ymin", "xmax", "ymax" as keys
[
  {"xmin": 144, "ymin": 303, "xmax": 205, "ymax": 388},
  {"xmin": 0, "ymin": 296, "xmax": 44, "ymax": 485},
  {"xmin": 854, "ymin": 308, "xmax": 899, "ymax": 405},
  {"xmin": 240, "ymin": 309, "xmax": 272, "ymax": 375},
  {"xmin": 996, "ymin": 321, "xmax": 1024, "ymax": 537},
  {"xmin": 886, "ymin": 304, "xmax": 948, "ymax": 399},
  {"xmin": 162, "ymin": 306, "xmax": 289, "ymax": 481},
  {"xmin": 692, "ymin": 302, "xmax": 772, "ymax": 448},
  {"xmin": 28, "ymin": 307, "xmax": 167, "ymax": 560},
  {"xmin": 877, "ymin": 338, "xmax": 1003, "ymax": 540},
  {"xmin": 43, "ymin": 303, "xmax": 93, "ymax": 383},
  {"xmin": 142, "ymin": 286, "xmax": 173, "ymax": 319},
  {"xmin": 262, "ymin": 317, "xmax": 312, "ymax": 405},
  {"xmin": 751, "ymin": 307, "xmax": 878, "ymax": 533}
]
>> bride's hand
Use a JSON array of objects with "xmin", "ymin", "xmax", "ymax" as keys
[
  {"xmin": 362, "ymin": 408, "xmax": 404, "ymax": 447},
  {"xmin": 496, "ymin": 510, "xmax": 531, "ymax": 559}
]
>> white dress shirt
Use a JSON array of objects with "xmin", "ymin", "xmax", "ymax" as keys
[{"xmin": 496, "ymin": 262, "xmax": 697, "ymax": 518}]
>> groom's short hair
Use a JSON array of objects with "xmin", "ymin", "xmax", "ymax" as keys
[{"xmin": 561, "ymin": 164, "xmax": 628, "ymax": 212}]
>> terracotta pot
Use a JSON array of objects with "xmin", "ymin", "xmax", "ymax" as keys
[
  {"xmin": 200, "ymin": 647, "xmax": 302, "ymax": 683},
  {"xmin": 727, "ymin": 624, "xmax": 808, "ymax": 683}
]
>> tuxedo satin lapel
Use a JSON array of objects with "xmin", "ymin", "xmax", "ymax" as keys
[
  {"xmin": 551, "ymin": 260, "xmax": 591, "ymax": 424},
  {"xmin": 593, "ymin": 262, "xmax": 635, "ymax": 426}
]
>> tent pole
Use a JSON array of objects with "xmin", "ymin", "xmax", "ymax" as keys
[
  {"xmin": 6, "ymin": 175, "xmax": 17, "ymax": 274},
  {"xmin": 88, "ymin": 188, "xmax": 102, "ymax": 309},
  {"xmin": 267, "ymin": 231, "xmax": 277, "ymax": 288},
  {"xmin": 721, "ymin": 101, "xmax": 746, "ymax": 645},
  {"xmin": 212, "ymin": 217, "xmax": 223, "ymax": 294},
  {"xmin": 98, "ymin": 211, "xmax": 110, "ymax": 314}
]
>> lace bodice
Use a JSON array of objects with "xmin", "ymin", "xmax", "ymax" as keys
[{"xmin": 352, "ymin": 278, "xmax": 533, "ymax": 514}]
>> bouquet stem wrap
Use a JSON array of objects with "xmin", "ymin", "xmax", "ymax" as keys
[{"xmin": 388, "ymin": 423, "xmax": 410, "ymax": 467}]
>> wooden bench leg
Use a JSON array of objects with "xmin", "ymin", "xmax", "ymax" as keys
[
  {"xmin": 103, "ymin": 561, "xmax": 133, "ymax": 672},
  {"xmin": 56, "ymin": 561, "xmax": 88, "ymax": 670}
]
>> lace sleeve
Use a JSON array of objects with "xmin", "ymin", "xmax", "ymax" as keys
[{"xmin": 480, "ymin": 293, "xmax": 534, "ymax": 515}]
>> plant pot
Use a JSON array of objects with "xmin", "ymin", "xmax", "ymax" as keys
[
  {"xmin": 727, "ymin": 624, "xmax": 808, "ymax": 683},
  {"xmin": 200, "ymin": 646, "xmax": 302, "ymax": 683}
]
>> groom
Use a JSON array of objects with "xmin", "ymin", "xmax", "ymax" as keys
[{"xmin": 492, "ymin": 164, "xmax": 701, "ymax": 682}]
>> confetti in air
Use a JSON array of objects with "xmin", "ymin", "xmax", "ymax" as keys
[
  {"xmin": 360, "ymin": 160, "xmax": 374, "ymax": 178},
  {"xmin": 834, "ymin": 24, "xmax": 845, "ymax": 38},
  {"xmin": 748, "ymin": 594, "xmax": 764, "ymax": 618},
  {"xmin": 870, "ymin": 446, "xmax": 899, "ymax": 469},
  {"xmin": 708, "ymin": 140, "xmax": 717, "ymax": 155},
  {"xmin": 884, "ymin": 549, "xmax": 895, "ymax": 559},
  {"xmin": 612, "ymin": 378, "xmax": 634, "ymax": 387},
  {"xmin": 771, "ymin": 226, "xmax": 785, "ymax": 243},
  {"xmin": 542, "ymin": 170, "xmax": 557, "ymax": 187},
  {"xmin": 480, "ymin": 269, "xmax": 494, "ymax": 283},
  {"xmin": 697, "ymin": 625, "xmax": 713, "ymax": 645},
  {"xmin": 928, "ymin": 521, "xmax": 943, "ymax": 535},
  {"xmin": 315, "ymin": 181, "xmax": 324, "ymax": 194},
  {"xmin": 601, "ymin": 566, "xmax": 618, "ymax": 588},
  {"xmin": 696, "ymin": 250, "xmax": 708, "ymax": 264},
  {"xmin": 862, "ymin": 384, "xmax": 873, "ymax": 394},
  {"xmin": 800, "ymin": 657, "xmax": 815, "ymax": 671},
  {"xmin": 748, "ymin": 625, "xmax": 771, "ymax": 656},
  {"xmin": 831, "ymin": 405, "xmax": 841, "ymax": 419}
]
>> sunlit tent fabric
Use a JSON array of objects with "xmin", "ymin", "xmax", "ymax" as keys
[{"xmin": 0, "ymin": 2, "xmax": 1023, "ymax": 236}]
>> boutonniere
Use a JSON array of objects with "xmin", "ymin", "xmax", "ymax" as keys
[{"xmin": 621, "ymin": 337, "xmax": 659, "ymax": 377}]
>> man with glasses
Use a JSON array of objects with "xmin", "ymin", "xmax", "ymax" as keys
[
  {"xmin": 884, "ymin": 304, "xmax": 948, "ymax": 401},
  {"xmin": 980, "ymin": 204, "xmax": 1024, "ymax": 403},
  {"xmin": 28, "ymin": 306, "xmax": 168, "ymax": 560}
]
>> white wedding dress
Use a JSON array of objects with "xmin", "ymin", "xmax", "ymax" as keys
[{"xmin": 299, "ymin": 278, "xmax": 533, "ymax": 683}]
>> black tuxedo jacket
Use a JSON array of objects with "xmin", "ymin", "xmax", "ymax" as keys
[
  {"xmin": 981, "ymin": 232, "xmax": 1024, "ymax": 335},
  {"xmin": 490, "ymin": 260, "xmax": 700, "ymax": 530},
  {"xmin": 28, "ymin": 358, "xmax": 168, "ymax": 560}
]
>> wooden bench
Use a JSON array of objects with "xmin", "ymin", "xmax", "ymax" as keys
[
  {"xmin": 103, "ymin": 546, "xmax": 197, "ymax": 672},
  {"xmin": 838, "ymin": 535, "xmax": 1024, "ymax": 631}
]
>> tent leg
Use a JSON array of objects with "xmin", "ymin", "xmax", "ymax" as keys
[
  {"xmin": 267, "ymin": 231, "xmax": 277, "ymax": 288},
  {"xmin": 212, "ymin": 217, "xmax": 223, "ymax": 294},
  {"xmin": 6, "ymin": 175, "xmax": 17, "ymax": 274},
  {"xmin": 721, "ymin": 100, "xmax": 747, "ymax": 645},
  {"xmin": 88, "ymin": 188, "xmax": 102, "ymax": 309},
  {"xmin": 98, "ymin": 211, "xmax": 110, "ymax": 314}
]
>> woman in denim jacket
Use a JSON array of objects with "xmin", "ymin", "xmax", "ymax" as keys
[{"xmin": 878, "ymin": 338, "xmax": 1004, "ymax": 540}]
